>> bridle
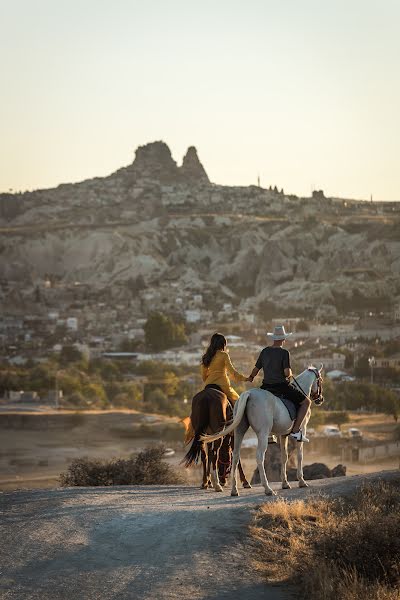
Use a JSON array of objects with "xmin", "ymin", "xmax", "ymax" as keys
[{"xmin": 291, "ymin": 367, "xmax": 324, "ymax": 405}]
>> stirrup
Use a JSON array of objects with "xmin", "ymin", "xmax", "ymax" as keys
[{"xmin": 290, "ymin": 431, "xmax": 309, "ymax": 443}]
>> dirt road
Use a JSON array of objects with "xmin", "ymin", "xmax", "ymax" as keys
[{"xmin": 0, "ymin": 472, "xmax": 396, "ymax": 600}]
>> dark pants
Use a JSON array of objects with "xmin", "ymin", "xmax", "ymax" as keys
[{"xmin": 261, "ymin": 382, "xmax": 305, "ymax": 407}]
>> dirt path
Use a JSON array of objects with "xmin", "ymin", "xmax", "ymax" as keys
[{"xmin": 0, "ymin": 472, "xmax": 396, "ymax": 600}]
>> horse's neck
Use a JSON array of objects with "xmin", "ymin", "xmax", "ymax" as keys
[{"xmin": 295, "ymin": 370, "xmax": 314, "ymax": 394}]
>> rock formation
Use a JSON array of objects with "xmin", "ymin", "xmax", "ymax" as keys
[
  {"xmin": 130, "ymin": 141, "xmax": 180, "ymax": 183},
  {"xmin": 0, "ymin": 140, "xmax": 399, "ymax": 315},
  {"xmin": 180, "ymin": 146, "xmax": 209, "ymax": 183}
]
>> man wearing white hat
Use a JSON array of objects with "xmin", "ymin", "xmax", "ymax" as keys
[{"xmin": 248, "ymin": 324, "xmax": 311, "ymax": 442}]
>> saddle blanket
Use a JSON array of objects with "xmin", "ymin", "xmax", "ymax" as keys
[{"xmin": 279, "ymin": 396, "xmax": 297, "ymax": 421}]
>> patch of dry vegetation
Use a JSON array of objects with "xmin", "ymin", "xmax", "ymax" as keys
[
  {"xmin": 60, "ymin": 446, "xmax": 185, "ymax": 486},
  {"xmin": 251, "ymin": 477, "xmax": 400, "ymax": 600}
]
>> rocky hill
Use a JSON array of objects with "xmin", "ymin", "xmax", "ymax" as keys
[{"xmin": 1, "ymin": 141, "xmax": 399, "ymax": 316}]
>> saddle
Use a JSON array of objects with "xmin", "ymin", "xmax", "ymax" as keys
[{"xmin": 277, "ymin": 396, "xmax": 297, "ymax": 421}]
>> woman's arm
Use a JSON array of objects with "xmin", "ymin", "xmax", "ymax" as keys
[
  {"xmin": 200, "ymin": 363, "xmax": 208, "ymax": 382},
  {"xmin": 223, "ymin": 352, "xmax": 247, "ymax": 382}
]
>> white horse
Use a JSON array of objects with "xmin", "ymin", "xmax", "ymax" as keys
[{"xmin": 201, "ymin": 366, "xmax": 323, "ymax": 497}]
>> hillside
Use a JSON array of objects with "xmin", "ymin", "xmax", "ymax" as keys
[{"xmin": 1, "ymin": 141, "xmax": 399, "ymax": 315}]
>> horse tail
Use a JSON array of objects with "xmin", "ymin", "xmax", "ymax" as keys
[
  {"xmin": 181, "ymin": 392, "xmax": 209, "ymax": 468},
  {"xmin": 200, "ymin": 390, "xmax": 250, "ymax": 443},
  {"xmin": 181, "ymin": 432, "xmax": 203, "ymax": 467}
]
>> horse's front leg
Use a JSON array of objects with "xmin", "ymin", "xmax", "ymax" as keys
[
  {"xmin": 238, "ymin": 460, "xmax": 252, "ymax": 489},
  {"xmin": 210, "ymin": 440, "xmax": 223, "ymax": 492},
  {"xmin": 297, "ymin": 441, "xmax": 308, "ymax": 488},
  {"xmin": 256, "ymin": 431, "xmax": 276, "ymax": 496},
  {"xmin": 200, "ymin": 444, "xmax": 209, "ymax": 489},
  {"xmin": 280, "ymin": 435, "xmax": 291, "ymax": 489}
]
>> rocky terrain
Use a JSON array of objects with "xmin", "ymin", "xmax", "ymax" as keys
[{"xmin": 1, "ymin": 141, "xmax": 399, "ymax": 315}]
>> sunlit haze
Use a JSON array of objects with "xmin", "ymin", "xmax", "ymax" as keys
[{"xmin": 1, "ymin": 0, "xmax": 399, "ymax": 199}]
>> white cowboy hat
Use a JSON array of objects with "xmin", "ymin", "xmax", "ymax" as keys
[{"xmin": 267, "ymin": 325, "xmax": 293, "ymax": 340}]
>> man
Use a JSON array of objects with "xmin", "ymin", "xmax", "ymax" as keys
[{"xmin": 249, "ymin": 324, "xmax": 311, "ymax": 442}]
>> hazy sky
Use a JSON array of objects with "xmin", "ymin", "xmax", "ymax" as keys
[{"xmin": 1, "ymin": 0, "xmax": 399, "ymax": 199}]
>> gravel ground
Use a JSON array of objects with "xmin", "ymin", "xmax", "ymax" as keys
[{"xmin": 0, "ymin": 471, "xmax": 397, "ymax": 600}]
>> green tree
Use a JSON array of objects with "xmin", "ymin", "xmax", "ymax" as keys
[
  {"xmin": 146, "ymin": 387, "xmax": 169, "ymax": 412},
  {"xmin": 144, "ymin": 312, "xmax": 187, "ymax": 351},
  {"xmin": 82, "ymin": 383, "xmax": 107, "ymax": 408},
  {"xmin": 329, "ymin": 411, "xmax": 350, "ymax": 430},
  {"xmin": 59, "ymin": 345, "xmax": 83, "ymax": 366},
  {"xmin": 309, "ymin": 409, "xmax": 326, "ymax": 428}
]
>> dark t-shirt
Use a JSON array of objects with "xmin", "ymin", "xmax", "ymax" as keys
[{"xmin": 255, "ymin": 346, "xmax": 291, "ymax": 385}]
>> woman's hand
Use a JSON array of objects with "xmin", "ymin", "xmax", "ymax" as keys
[{"xmin": 246, "ymin": 376, "xmax": 254, "ymax": 382}]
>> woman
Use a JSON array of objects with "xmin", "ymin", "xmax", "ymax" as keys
[{"xmin": 201, "ymin": 333, "xmax": 250, "ymax": 404}]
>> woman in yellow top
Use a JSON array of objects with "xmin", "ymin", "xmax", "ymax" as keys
[{"xmin": 201, "ymin": 333, "xmax": 250, "ymax": 404}]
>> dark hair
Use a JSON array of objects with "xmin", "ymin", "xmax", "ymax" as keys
[{"xmin": 202, "ymin": 333, "xmax": 227, "ymax": 367}]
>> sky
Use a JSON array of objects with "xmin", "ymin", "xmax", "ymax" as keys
[{"xmin": 1, "ymin": 0, "xmax": 399, "ymax": 200}]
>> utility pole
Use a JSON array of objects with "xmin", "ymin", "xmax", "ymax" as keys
[
  {"xmin": 55, "ymin": 371, "xmax": 59, "ymax": 410},
  {"xmin": 368, "ymin": 356, "xmax": 376, "ymax": 384}
]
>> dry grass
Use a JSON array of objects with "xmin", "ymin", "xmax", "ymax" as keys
[
  {"xmin": 60, "ymin": 446, "xmax": 185, "ymax": 487},
  {"xmin": 251, "ymin": 477, "xmax": 400, "ymax": 600}
]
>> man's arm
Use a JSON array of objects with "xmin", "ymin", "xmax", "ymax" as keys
[
  {"xmin": 283, "ymin": 350, "xmax": 292, "ymax": 381},
  {"xmin": 248, "ymin": 366, "xmax": 260, "ymax": 382},
  {"xmin": 249, "ymin": 350, "xmax": 264, "ymax": 382},
  {"xmin": 284, "ymin": 367, "xmax": 293, "ymax": 380}
]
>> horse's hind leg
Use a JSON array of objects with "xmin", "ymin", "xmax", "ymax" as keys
[
  {"xmin": 200, "ymin": 444, "xmax": 209, "ymax": 489},
  {"xmin": 238, "ymin": 460, "xmax": 251, "ymax": 489},
  {"xmin": 210, "ymin": 439, "xmax": 223, "ymax": 492},
  {"xmin": 256, "ymin": 430, "xmax": 276, "ymax": 496},
  {"xmin": 230, "ymin": 418, "xmax": 248, "ymax": 497},
  {"xmin": 280, "ymin": 435, "xmax": 291, "ymax": 489}
]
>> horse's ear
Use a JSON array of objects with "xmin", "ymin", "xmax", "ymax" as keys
[{"xmin": 319, "ymin": 363, "xmax": 324, "ymax": 373}]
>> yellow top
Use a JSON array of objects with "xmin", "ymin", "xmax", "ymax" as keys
[{"xmin": 201, "ymin": 350, "xmax": 247, "ymax": 402}]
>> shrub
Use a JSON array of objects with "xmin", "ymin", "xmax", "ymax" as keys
[
  {"xmin": 251, "ymin": 477, "xmax": 400, "ymax": 600},
  {"xmin": 60, "ymin": 446, "xmax": 185, "ymax": 487}
]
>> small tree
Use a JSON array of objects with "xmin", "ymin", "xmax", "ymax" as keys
[
  {"xmin": 144, "ymin": 312, "xmax": 187, "ymax": 351},
  {"xmin": 330, "ymin": 411, "xmax": 350, "ymax": 430},
  {"xmin": 59, "ymin": 345, "xmax": 83, "ymax": 365}
]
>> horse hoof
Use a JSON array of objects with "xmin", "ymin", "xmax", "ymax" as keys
[
  {"xmin": 214, "ymin": 486, "xmax": 223, "ymax": 492},
  {"xmin": 242, "ymin": 482, "xmax": 252, "ymax": 489},
  {"xmin": 200, "ymin": 484, "xmax": 208, "ymax": 489},
  {"xmin": 282, "ymin": 482, "xmax": 291, "ymax": 490},
  {"xmin": 265, "ymin": 489, "xmax": 277, "ymax": 496},
  {"xmin": 231, "ymin": 490, "xmax": 239, "ymax": 497},
  {"xmin": 299, "ymin": 480, "xmax": 309, "ymax": 488}
]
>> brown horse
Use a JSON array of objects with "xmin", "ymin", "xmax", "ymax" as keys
[{"xmin": 182, "ymin": 385, "xmax": 251, "ymax": 492}]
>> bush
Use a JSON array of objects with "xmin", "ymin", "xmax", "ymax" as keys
[
  {"xmin": 251, "ymin": 477, "xmax": 400, "ymax": 600},
  {"xmin": 60, "ymin": 446, "xmax": 185, "ymax": 486}
]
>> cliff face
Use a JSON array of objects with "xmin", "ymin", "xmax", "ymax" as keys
[{"xmin": 0, "ymin": 141, "xmax": 399, "ymax": 315}]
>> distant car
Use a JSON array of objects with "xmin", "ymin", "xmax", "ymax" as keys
[
  {"xmin": 347, "ymin": 427, "xmax": 362, "ymax": 439},
  {"xmin": 322, "ymin": 425, "xmax": 342, "ymax": 437},
  {"xmin": 163, "ymin": 447, "xmax": 175, "ymax": 457}
]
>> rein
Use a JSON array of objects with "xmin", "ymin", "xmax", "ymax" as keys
[{"xmin": 291, "ymin": 368, "xmax": 324, "ymax": 405}]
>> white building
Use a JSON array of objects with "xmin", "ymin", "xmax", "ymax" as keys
[
  {"xmin": 66, "ymin": 317, "xmax": 78, "ymax": 331},
  {"xmin": 185, "ymin": 310, "xmax": 201, "ymax": 323},
  {"xmin": 304, "ymin": 352, "xmax": 346, "ymax": 371},
  {"xmin": 374, "ymin": 354, "xmax": 400, "ymax": 369}
]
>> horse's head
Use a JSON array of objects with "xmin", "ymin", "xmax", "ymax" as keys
[{"xmin": 308, "ymin": 363, "xmax": 324, "ymax": 405}]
